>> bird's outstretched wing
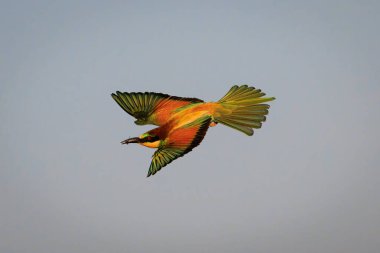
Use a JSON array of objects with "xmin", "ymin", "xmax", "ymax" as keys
[
  {"xmin": 111, "ymin": 91, "xmax": 203, "ymax": 126},
  {"xmin": 147, "ymin": 116, "xmax": 211, "ymax": 177}
]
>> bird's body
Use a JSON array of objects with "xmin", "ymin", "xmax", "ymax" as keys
[
  {"xmin": 138, "ymin": 102, "xmax": 218, "ymax": 150},
  {"xmin": 112, "ymin": 85, "xmax": 275, "ymax": 177}
]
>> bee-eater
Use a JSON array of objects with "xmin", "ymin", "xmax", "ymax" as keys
[{"xmin": 111, "ymin": 85, "xmax": 275, "ymax": 177}]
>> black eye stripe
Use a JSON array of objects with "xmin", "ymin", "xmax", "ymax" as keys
[{"xmin": 144, "ymin": 135, "xmax": 159, "ymax": 142}]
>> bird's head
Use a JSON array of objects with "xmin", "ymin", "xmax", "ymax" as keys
[{"xmin": 121, "ymin": 132, "xmax": 161, "ymax": 148}]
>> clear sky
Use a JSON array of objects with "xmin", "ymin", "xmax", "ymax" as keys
[{"xmin": 1, "ymin": 1, "xmax": 379, "ymax": 252}]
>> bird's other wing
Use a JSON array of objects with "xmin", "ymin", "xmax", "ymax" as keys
[
  {"xmin": 111, "ymin": 91, "xmax": 203, "ymax": 126},
  {"xmin": 147, "ymin": 116, "xmax": 211, "ymax": 177}
]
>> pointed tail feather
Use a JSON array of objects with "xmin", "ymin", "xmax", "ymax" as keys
[{"xmin": 214, "ymin": 85, "xmax": 275, "ymax": 136}]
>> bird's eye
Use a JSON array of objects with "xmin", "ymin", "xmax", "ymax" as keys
[{"xmin": 143, "ymin": 135, "xmax": 158, "ymax": 142}]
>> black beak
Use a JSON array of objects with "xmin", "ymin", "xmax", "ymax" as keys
[{"xmin": 121, "ymin": 137, "xmax": 140, "ymax": 144}]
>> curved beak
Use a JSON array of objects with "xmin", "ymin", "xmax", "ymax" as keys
[{"xmin": 121, "ymin": 137, "xmax": 140, "ymax": 145}]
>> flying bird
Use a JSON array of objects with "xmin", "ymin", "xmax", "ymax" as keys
[{"xmin": 111, "ymin": 85, "xmax": 275, "ymax": 177}]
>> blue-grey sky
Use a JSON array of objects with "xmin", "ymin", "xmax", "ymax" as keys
[{"xmin": 1, "ymin": 1, "xmax": 379, "ymax": 252}]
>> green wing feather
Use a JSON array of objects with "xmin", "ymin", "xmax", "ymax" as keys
[
  {"xmin": 148, "ymin": 148, "xmax": 185, "ymax": 177},
  {"xmin": 111, "ymin": 91, "xmax": 203, "ymax": 126},
  {"xmin": 147, "ymin": 116, "xmax": 211, "ymax": 177}
]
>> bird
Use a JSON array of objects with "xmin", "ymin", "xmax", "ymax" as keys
[{"xmin": 111, "ymin": 85, "xmax": 275, "ymax": 177}]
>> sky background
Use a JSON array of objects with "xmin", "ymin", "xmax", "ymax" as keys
[{"xmin": 1, "ymin": 1, "xmax": 380, "ymax": 252}]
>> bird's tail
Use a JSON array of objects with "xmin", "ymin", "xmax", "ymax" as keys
[{"xmin": 213, "ymin": 85, "xmax": 275, "ymax": 136}]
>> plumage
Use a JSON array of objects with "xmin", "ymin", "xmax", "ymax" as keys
[
  {"xmin": 147, "ymin": 116, "xmax": 211, "ymax": 176},
  {"xmin": 111, "ymin": 91, "xmax": 203, "ymax": 126},
  {"xmin": 112, "ymin": 85, "xmax": 275, "ymax": 177}
]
